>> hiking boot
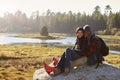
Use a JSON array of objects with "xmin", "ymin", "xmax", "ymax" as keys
[
  {"xmin": 53, "ymin": 67, "xmax": 61, "ymax": 76},
  {"xmin": 64, "ymin": 67, "xmax": 70, "ymax": 76}
]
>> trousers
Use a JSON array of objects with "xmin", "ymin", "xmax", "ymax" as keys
[{"xmin": 56, "ymin": 48, "xmax": 82, "ymax": 69}]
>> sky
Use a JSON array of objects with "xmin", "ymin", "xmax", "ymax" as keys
[{"xmin": 0, "ymin": 0, "xmax": 120, "ymax": 17}]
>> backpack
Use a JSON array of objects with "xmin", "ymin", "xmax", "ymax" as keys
[
  {"xmin": 95, "ymin": 36, "xmax": 109, "ymax": 68},
  {"xmin": 97, "ymin": 36, "xmax": 109, "ymax": 56}
]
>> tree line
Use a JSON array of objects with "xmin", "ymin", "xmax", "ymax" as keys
[{"xmin": 0, "ymin": 5, "xmax": 120, "ymax": 33}]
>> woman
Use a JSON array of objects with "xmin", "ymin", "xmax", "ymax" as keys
[{"xmin": 43, "ymin": 27, "xmax": 87, "ymax": 75}]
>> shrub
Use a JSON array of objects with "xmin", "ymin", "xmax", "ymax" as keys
[
  {"xmin": 103, "ymin": 29, "xmax": 111, "ymax": 35},
  {"xmin": 40, "ymin": 26, "xmax": 48, "ymax": 36}
]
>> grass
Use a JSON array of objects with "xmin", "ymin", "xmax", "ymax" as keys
[
  {"xmin": 0, "ymin": 44, "xmax": 65, "ymax": 80},
  {"xmin": 106, "ymin": 43, "xmax": 120, "ymax": 51},
  {"xmin": 16, "ymin": 33, "xmax": 63, "ymax": 39},
  {"xmin": 105, "ymin": 54, "xmax": 120, "ymax": 67},
  {"xmin": 0, "ymin": 44, "xmax": 120, "ymax": 80},
  {"xmin": 18, "ymin": 33, "xmax": 120, "ymax": 40},
  {"xmin": 98, "ymin": 35, "xmax": 120, "ymax": 40}
]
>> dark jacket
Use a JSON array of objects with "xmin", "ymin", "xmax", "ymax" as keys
[
  {"xmin": 73, "ymin": 34, "xmax": 104, "ymax": 65},
  {"xmin": 83, "ymin": 34, "xmax": 104, "ymax": 65},
  {"xmin": 73, "ymin": 36, "xmax": 87, "ymax": 56}
]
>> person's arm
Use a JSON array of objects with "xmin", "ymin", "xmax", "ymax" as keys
[
  {"xmin": 83, "ymin": 38, "xmax": 98, "ymax": 56},
  {"xmin": 72, "ymin": 42, "xmax": 77, "ymax": 50}
]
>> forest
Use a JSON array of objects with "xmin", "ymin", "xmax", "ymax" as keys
[{"xmin": 0, "ymin": 5, "xmax": 120, "ymax": 34}]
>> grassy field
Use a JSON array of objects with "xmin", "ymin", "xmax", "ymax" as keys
[
  {"xmin": 0, "ymin": 44, "xmax": 120, "ymax": 80},
  {"xmin": 0, "ymin": 34, "xmax": 120, "ymax": 80},
  {"xmin": 0, "ymin": 44, "xmax": 65, "ymax": 80}
]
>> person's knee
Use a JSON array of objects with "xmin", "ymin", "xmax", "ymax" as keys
[
  {"xmin": 66, "ymin": 48, "xmax": 71, "ymax": 52},
  {"xmin": 65, "ymin": 48, "xmax": 71, "ymax": 55}
]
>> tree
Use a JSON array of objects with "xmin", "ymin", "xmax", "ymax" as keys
[
  {"xmin": 0, "ymin": 8, "xmax": 120, "ymax": 34},
  {"xmin": 93, "ymin": 6, "xmax": 101, "ymax": 17},
  {"xmin": 40, "ymin": 26, "xmax": 48, "ymax": 36},
  {"xmin": 105, "ymin": 5, "xmax": 112, "ymax": 15},
  {"xmin": 94, "ymin": 6, "xmax": 100, "ymax": 12},
  {"xmin": 105, "ymin": 5, "xmax": 112, "ymax": 30},
  {"xmin": 112, "ymin": 13, "xmax": 120, "ymax": 28},
  {"xmin": 92, "ymin": 6, "xmax": 106, "ymax": 30}
]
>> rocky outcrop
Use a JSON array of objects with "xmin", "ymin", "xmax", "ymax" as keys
[{"xmin": 33, "ymin": 62, "xmax": 120, "ymax": 80}]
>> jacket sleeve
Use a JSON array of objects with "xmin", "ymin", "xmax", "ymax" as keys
[
  {"xmin": 72, "ymin": 42, "xmax": 77, "ymax": 50},
  {"xmin": 83, "ymin": 38, "xmax": 98, "ymax": 56}
]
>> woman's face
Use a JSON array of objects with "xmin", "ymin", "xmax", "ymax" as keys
[{"xmin": 76, "ymin": 30, "xmax": 84, "ymax": 38}]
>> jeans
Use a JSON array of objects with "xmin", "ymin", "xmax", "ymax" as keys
[{"xmin": 56, "ymin": 48, "xmax": 82, "ymax": 69}]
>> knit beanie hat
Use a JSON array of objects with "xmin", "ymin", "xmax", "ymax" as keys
[
  {"xmin": 83, "ymin": 25, "xmax": 91, "ymax": 32},
  {"xmin": 75, "ymin": 27, "xmax": 84, "ymax": 34}
]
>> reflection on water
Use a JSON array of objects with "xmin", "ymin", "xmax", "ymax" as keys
[{"xmin": 0, "ymin": 33, "xmax": 120, "ymax": 54}]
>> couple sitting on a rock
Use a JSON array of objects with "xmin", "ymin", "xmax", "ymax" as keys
[{"xmin": 43, "ymin": 25, "xmax": 104, "ymax": 76}]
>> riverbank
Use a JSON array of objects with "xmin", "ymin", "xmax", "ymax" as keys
[
  {"xmin": 17, "ymin": 33, "xmax": 120, "ymax": 40},
  {"xmin": 0, "ymin": 33, "xmax": 120, "ymax": 51},
  {"xmin": 99, "ymin": 35, "xmax": 120, "ymax": 40},
  {"xmin": 16, "ymin": 33, "xmax": 67, "ymax": 39},
  {"xmin": 17, "ymin": 33, "xmax": 120, "ymax": 51},
  {"xmin": 0, "ymin": 44, "xmax": 120, "ymax": 80}
]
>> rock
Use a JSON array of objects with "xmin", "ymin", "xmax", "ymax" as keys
[{"xmin": 33, "ymin": 62, "xmax": 120, "ymax": 80}]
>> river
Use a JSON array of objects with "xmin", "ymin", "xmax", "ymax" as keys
[
  {"xmin": 0, "ymin": 33, "xmax": 75, "ymax": 45},
  {"xmin": 0, "ymin": 33, "xmax": 120, "ymax": 54}
]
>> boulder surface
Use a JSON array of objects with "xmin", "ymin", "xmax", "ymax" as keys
[{"xmin": 33, "ymin": 62, "xmax": 120, "ymax": 80}]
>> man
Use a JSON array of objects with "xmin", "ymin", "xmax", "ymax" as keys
[
  {"xmin": 82, "ymin": 25, "xmax": 104, "ymax": 65},
  {"xmin": 72, "ymin": 25, "xmax": 104, "ymax": 67}
]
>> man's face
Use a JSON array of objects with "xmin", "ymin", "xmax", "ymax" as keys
[{"xmin": 84, "ymin": 30, "xmax": 91, "ymax": 37}]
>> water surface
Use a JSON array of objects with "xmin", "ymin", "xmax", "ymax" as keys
[{"xmin": 0, "ymin": 33, "xmax": 119, "ymax": 54}]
